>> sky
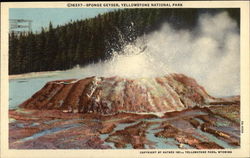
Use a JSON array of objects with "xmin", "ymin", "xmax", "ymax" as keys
[{"xmin": 9, "ymin": 8, "xmax": 116, "ymax": 33}]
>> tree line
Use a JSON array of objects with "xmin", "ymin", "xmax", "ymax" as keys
[{"xmin": 9, "ymin": 8, "xmax": 239, "ymax": 74}]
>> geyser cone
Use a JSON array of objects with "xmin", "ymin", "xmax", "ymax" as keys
[{"xmin": 20, "ymin": 73, "xmax": 216, "ymax": 114}]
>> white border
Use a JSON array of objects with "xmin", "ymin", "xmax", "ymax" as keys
[{"xmin": 1, "ymin": 1, "xmax": 249, "ymax": 158}]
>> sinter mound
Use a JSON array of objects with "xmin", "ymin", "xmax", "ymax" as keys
[{"xmin": 20, "ymin": 73, "xmax": 226, "ymax": 114}]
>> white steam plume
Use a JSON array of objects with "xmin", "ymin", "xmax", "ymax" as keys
[{"xmin": 64, "ymin": 11, "xmax": 240, "ymax": 97}]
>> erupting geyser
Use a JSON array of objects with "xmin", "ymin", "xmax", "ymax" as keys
[{"xmin": 61, "ymin": 11, "xmax": 239, "ymax": 97}]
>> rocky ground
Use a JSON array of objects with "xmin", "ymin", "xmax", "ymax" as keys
[
  {"xmin": 9, "ymin": 74, "xmax": 240, "ymax": 149},
  {"xmin": 9, "ymin": 103, "xmax": 240, "ymax": 149}
]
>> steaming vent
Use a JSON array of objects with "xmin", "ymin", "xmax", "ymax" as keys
[{"xmin": 62, "ymin": 11, "xmax": 239, "ymax": 97}]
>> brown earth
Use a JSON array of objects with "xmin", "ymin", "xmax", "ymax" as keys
[
  {"xmin": 9, "ymin": 104, "xmax": 240, "ymax": 149},
  {"xmin": 20, "ymin": 74, "xmax": 225, "ymax": 114}
]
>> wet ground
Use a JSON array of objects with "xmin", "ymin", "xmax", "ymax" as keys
[{"xmin": 9, "ymin": 104, "xmax": 240, "ymax": 149}]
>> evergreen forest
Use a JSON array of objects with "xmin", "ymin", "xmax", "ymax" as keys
[{"xmin": 9, "ymin": 8, "xmax": 239, "ymax": 74}]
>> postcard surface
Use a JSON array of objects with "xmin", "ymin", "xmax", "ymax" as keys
[{"xmin": 1, "ymin": 1, "xmax": 249, "ymax": 158}]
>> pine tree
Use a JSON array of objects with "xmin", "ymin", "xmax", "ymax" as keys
[
  {"xmin": 44, "ymin": 22, "xmax": 58, "ymax": 70},
  {"xmin": 9, "ymin": 32, "xmax": 19, "ymax": 74}
]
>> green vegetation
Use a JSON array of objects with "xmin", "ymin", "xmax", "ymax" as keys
[{"xmin": 9, "ymin": 8, "xmax": 239, "ymax": 74}]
